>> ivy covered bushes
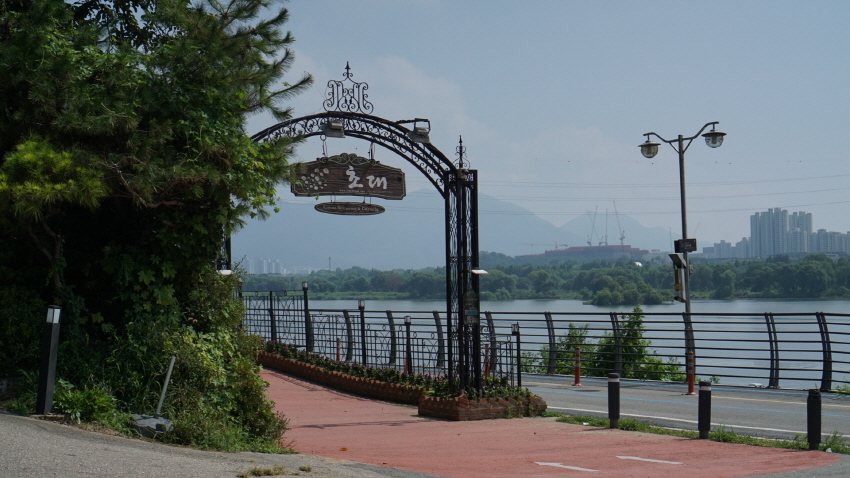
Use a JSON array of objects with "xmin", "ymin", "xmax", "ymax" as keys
[{"xmin": 0, "ymin": 0, "xmax": 310, "ymax": 451}]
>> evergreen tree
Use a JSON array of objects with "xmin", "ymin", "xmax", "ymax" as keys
[{"xmin": 0, "ymin": 0, "xmax": 312, "ymax": 450}]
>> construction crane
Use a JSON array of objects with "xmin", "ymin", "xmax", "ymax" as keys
[
  {"xmin": 614, "ymin": 201, "xmax": 625, "ymax": 246},
  {"xmin": 601, "ymin": 208, "xmax": 609, "ymax": 246},
  {"xmin": 586, "ymin": 208, "xmax": 599, "ymax": 246}
]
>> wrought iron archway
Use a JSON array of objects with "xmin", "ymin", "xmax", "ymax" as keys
[{"xmin": 249, "ymin": 65, "xmax": 482, "ymax": 392}]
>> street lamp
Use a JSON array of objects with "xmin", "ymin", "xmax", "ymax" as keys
[{"xmin": 638, "ymin": 122, "xmax": 726, "ymax": 352}]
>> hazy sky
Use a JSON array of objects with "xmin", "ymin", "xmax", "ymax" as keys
[{"xmin": 245, "ymin": 1, "xmax": 850, "ymax": 249}]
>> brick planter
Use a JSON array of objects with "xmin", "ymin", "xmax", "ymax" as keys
[
  {"xmin": 257, "ymin": 350, "xmax": 547, "ymax": 420},
  {"xmin": 417, "ymin": 394, "xmax": 547, "ymax": 421},
  {"xmin": 256, "ymin": 351, "xmax": 424, "ymax": 405}
]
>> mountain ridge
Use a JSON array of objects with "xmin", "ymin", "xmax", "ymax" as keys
[{"xmin": 233, "ymin": 192, "xmax": 672, "ymax": 270}]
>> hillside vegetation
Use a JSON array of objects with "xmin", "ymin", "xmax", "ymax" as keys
[{"xmin": 244, "ymin": 253, "xmax": 850, "ymax": 303}]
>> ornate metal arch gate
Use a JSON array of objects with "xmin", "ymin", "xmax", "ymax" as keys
[{"xmin": 250, "ymin": 65, "xmax": 482, "ymax": 393}]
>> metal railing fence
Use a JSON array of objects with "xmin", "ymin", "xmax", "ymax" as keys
[{"xmin": 242, "ymin": 293, "xmax": 850, "ymax": 390}]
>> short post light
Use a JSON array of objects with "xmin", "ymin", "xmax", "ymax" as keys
[
  {"xmin": 511, "ymin": 323, "xmax": 521, "ymax": 387},
  {"xmin": 35, "ymin": 306, "xmax": 62, "ymax": 415}
]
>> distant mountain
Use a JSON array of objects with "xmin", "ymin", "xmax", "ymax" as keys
[
  {"xmin": 557, "ymin": 213, "xmax": 671, "ymax": 253},
  {"xmin": 233, "ymin": 193, "xmax": 673, "ymax": 270}
]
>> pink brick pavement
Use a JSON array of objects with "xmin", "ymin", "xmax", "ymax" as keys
[{"xmin": 262, "ymin": 369, "xmax": 840, "ymax": 478}]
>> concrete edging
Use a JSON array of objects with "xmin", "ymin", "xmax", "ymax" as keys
[{"xmin": 256, "ymin": 350, "xmax": 547, "ymax": 420}]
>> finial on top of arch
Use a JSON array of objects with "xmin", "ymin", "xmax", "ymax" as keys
[
  {"xmin": 324, "ymin": 62, "xmax": 374, "ymax": 114},
  {"xmin": 455, "ymin": 135, "xmax": 467, "ymax": 169}
]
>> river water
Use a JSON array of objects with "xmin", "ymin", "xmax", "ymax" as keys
[{"xmin": 310, "ymin": 297, "xmax": 850, "ymax": 315}]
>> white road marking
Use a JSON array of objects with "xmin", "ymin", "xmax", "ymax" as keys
[
  {"xmin": 547, "ymin": 406, "xmax": 850, "ymax": 437},
  {"xmin": 535, "ymin": 462, "xmax": 599, "ymax": 472},
  {"xmin": 617, "ymin": 456, "xmax": 683, "ymax": 465}
]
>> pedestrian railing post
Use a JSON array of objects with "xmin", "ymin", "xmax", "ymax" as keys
[
  {"xmin": 544, "ymin": 312, "xmax": 556, "ymax": 374},
  {"xmin": 485, "ymin": 312, "xmax": 497, "ymax": 379},
  {"xmin": 765, "ymin": 313, "xmax": 780, "ymax": 389},
  {"xmin": 404, "ymin": 316, "xmax": 412, "ymax": 374},
  {"xmin": 303, "ymin": 282, "xmax": 313, "ymax": 353},
  {"xmin": 816, "ymin": 312, "xmax": 833, "ymax": 391},
  {"xmin": 807, "ymin": 389, "xmax": 822, "ymax": 451},
  {"xmin": 268, "ymin": 291, "xmax": 277, "ymax": 343},
  {"xmin": 609, "ymin": 313, "xmax": 622, "ymax": 375},
  {"xmin": 608, "ymin": 372, "xmax": 620, "ymax": 429},
  {"xmin": 698, "ymin": 381, "xmax": 712, "ymax": 439},
  {"xmin": 358, "ymin": 300, "xmax": 366, "ymax": 366},
  {"xmin": 342, "ymin": 310, "xmax": 354, "ymax": 362},
  {"xmin": 483, "ymin": 343, "xmax": 490, "ymax": 378},
  {"xmin": 432, "ymin": 311, "xmax": 446, "ymax": 369},
  {"xmin": 512, "ymin": 323, "xmax": 521, "ymax": 388},
  {"xmin": 386, "ymin": 311, "xmax": 397, "ymax": 366}
]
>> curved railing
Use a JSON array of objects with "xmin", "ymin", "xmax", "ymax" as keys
[{"xmin": 242, "ymin": 293, "xmax": 850, "ymax": 390}]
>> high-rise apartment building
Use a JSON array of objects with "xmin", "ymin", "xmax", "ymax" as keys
[{"xmin": 702, "ymin": 208, "xmax": 848, "ymax": 259}]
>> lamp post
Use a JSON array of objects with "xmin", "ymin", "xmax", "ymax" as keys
[{"xmin": 639, "ymin": 122, "xmax": 726, "ymax": 355}]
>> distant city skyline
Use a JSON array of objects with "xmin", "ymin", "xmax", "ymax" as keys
[{"xmin": 700, "ymin": 207, "xmax": 850, "ymax": 260}]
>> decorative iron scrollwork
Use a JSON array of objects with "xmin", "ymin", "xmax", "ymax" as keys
[
  {"xmin": 324, "ymin": 62, "xmax": 374, "ymax": 114},
  {"xmin": 317, "ymin": 152, "xmax": 376, "ymax": 166}
]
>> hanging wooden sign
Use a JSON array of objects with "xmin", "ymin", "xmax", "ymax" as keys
[
  {"xmin": 292, "ymin": 153, "xmax": 406, "ymax": 200},
  {"xmin": 314, "ymin": 202, "xmax": 385, "ymax": 216}
]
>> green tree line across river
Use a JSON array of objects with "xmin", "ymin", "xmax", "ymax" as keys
[{"xmin": 243, "ymin": 253, "xmax": 850, "ymax": 304}]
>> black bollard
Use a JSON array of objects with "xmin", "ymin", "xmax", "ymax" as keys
[
  {"xmin": 698, "ymin": 380, "xmax": 711, "ymax": 439},
  {"xmin": 608, "ymin": 372, "xmax": 620, "ymax": 429},
  {"xmin": 807, "ymin": 389, "xmax": 822, "ymax": 451}
]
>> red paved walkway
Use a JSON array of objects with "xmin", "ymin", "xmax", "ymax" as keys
[{"xmin": 263, "ymin": 370, "xmax": 840, "ymax": 478}]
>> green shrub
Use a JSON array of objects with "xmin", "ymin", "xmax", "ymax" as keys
[
  {"xmin": 0, "ymin": 287, "xmax": 46, "ymax": 379},
  {"xmin": 53, "ymin": 379, "xmax": 116, "ymax": 424}
]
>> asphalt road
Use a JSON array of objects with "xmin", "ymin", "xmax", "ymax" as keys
[
  {"xmin": 0, "ymin": 412, "xmax": 444, "ymax": 478},
  {"xmin": 528, "ymin": 374, "xmax": 850, "ymax": 440}
]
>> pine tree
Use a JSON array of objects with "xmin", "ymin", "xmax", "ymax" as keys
[{"xmin": 0, "ymin": 0, "xmax": 312, "ymax": 449}]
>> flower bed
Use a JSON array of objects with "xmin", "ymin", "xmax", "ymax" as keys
[
  {"xmin": 418, "ymin": 394, "xmax": 547, "ymax": 421},
  {"xmin": 256, "ymin": 351, "xmax": 423, "ymax": 404},
  {"xmin": 256, "ymin": 349, "xmax": 547, "ymax": 420}
]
